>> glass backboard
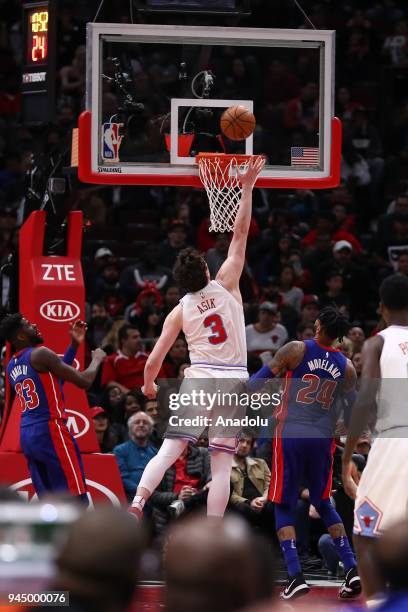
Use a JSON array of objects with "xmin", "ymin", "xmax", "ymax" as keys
[{"xmin": 78, "ymin": 23, "xmax": 340, "ymax": 188}]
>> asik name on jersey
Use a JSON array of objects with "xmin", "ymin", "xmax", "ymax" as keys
[
  {"xmin": 307, "ymin": 358, "xmax": 342, "ymax": 378},
  {"xmin": 197, "ymin": 298, "xmax": 216, "ymax": 314}
]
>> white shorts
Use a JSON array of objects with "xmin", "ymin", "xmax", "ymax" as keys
[
  {"xmin": 165, "ymin": 364, "xmax": 249, "ymax": 453},
  {"xmin": 354, "ymin": 436, "xmax": 408, "ymax": 537},
  {"xmin": 184, "ymin": 364, "xmax": 249, "ymax": 379}
]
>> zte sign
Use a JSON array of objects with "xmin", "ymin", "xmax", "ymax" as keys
[
  {"xmin": 40, "ymin": 300, "xmax": 80, "ymax": 322},
  {"xmin": 41, "ymin": 264, "xmax": 76, "ymax": 281}
]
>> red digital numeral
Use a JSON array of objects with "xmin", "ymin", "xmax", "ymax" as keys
[
  {"xmin": 204, "ymin": 314, "xmax": 227, "ymax": 345},
  {"xmin": 32, "ymin": 34, "xmax": 47, "ymax": 62},
  {"xmin": 15, "ymin": 378, "xmax": 40, "ymax": 411},
  {"xmin": 296, "ymin": 374, "xmax": 337, "ymax": 410}
]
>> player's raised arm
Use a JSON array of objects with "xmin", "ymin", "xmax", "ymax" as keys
[
  {"xmin": 62, "ymin": 319, "xmax": 87, "ymax": 366},
  {"xmin": 30, "ymin": 346, "xmax": 106, "ymax": 390},
  {"xmin": 216, "ymin": 157, "xmax": 265, "ymax": 294},
  {"xmin": 342, "ymin": 335, "xmax": 382, "ymax": 499},
  {"xmin": 142, "ymin": 304, "xmax": 183, "ymax": 399}
]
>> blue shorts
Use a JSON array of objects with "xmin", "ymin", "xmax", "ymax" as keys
[
  {"xmin": 269, "ymin": 435, "xmax": 335, "ymax": 507},
  {"xmin": 20, "ymin": 420, "xmax": 87, "ymax": 500}
]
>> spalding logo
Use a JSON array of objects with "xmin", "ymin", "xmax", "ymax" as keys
[
  {"xmin": 65, "ymin": 409, "xmax": 90, "ymax": 439},
  {"xmin": 40, "ymin": 300, "xmax": 80, "ymax": 322},
  {"xmin": 10, "ymin": 477, "xmax": 122, "ymax": 506}
]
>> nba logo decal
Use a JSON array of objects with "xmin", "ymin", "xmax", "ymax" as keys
[
  {"xmin": 101, "ymin": 122, "xmax": 123, "ymax": 162},
  {"xmin": 354, "ymin": 498, "xmax": 383, "ymax": 536}
]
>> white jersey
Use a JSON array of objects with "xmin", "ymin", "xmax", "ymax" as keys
[
  {"xmin": 354, "ymin": 324, "xmax": 408, "ymax": 538},
  {"xmin": 376, "ymin": 325, "xmax": 408, "ymax": 434},
  {"xmin": 180, "ymin": 280, "xmax": 247, "ymax": 370}
]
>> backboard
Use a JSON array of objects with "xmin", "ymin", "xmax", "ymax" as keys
[{"xmin": 78, "ymin": 24, "xmax": 341, "ymax": 188}]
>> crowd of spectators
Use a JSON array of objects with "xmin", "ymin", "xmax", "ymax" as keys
[{"xmin": 0, "ymin": 0, "xmax": 407, "ymax": 572}]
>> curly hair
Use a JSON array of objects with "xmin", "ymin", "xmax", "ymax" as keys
[
  {"xmin": 318, "ymin": 306, "xmax": 350, "ymax": 342},
  {"xmin": 173, "ymin": 247, "xmax": 208, "ymax": 293}
]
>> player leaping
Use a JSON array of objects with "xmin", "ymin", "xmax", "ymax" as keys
[
  {"xmin": 248, "ymin": 306, "xmax": 361, "ymax": 600},
  {"xmin": 130, "ymin": 156, "xmax": 265, "ymax": 519}
]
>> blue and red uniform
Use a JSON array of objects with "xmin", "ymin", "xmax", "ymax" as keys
[
  {"xmin": 7, "ymin": 347, "xmax": 87, "ymax": 500},
  {"xmin": 269, "ymin": 339, "xmax": 347, "ymax": 508}
]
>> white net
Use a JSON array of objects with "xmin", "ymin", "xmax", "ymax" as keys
[{"xmin": 197, "ymin": 154, "xmax": 253, "ymax": 232}]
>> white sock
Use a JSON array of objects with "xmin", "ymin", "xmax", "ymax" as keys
[
  {"xmin": 131, "ymin": 495, "xmax": 145, "ymax": 510},
  {"xmin": 207, "ymin": 451, "xmax": 233, "ymax": 517},
  {"xmin": 134, "ymin": 438, "xmax": 188, "ymax": 500}
]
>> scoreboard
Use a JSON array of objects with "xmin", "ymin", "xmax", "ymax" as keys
[{"xmin": 22, "ymin": 1, "xmax": 55, "ymax": 124}]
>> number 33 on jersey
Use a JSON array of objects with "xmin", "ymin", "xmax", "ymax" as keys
[{"xmin": 7, "ymin": 347, "xmax": 67, "ymax": 423}]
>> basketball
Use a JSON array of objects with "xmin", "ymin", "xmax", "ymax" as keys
[{"xmin": 220, "ymin": 105, "xmax": 256, "ymax": 141}]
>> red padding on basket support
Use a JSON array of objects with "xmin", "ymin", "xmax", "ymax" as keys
[
  {"xmin": 164, "ymin": 133, "xmax": 195, "ymax": 156},
  {"xmin": 78, "ymin": 110, "xmax": 342, "ymax": 189}
]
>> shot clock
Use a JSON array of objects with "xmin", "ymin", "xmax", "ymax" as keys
[
  {"xmin": 26, "ymin": 8, "xmax": 49, "ymax": 65},
  {"xmin": 22, "ymin": 1, "xmax": 56, "ymax": 124}
]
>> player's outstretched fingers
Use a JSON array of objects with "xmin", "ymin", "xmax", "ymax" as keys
[{"xmin": 238, "ymin": 156, "xmax": 265, "ymax": 186}]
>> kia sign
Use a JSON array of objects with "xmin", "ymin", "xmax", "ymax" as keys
[
  {"xmin": 40, "ymin": 300, "xmax": 80, "ymax": 322},
  {"xmin": 10, "ymin": 477, "xmax": 122, "ymax": 505},
  {"xmin": 65, "ymin": 409, "xmax": 90, "ymax": 439}
]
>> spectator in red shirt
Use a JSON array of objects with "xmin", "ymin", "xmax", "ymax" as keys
[
  {"xmin": 101, "ymin": 325, "xmax": 148, "ymax": 393},
  {"xmin": 302, "ymin": 211, "xmax": 362, "ymax": 253},
  {"xmin": 332, "ymin": 203, "xmax": 357, "ymax": 234}
]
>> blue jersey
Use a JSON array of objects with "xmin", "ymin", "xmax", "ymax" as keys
[
  {"xmin": 277, "ymin": 339, "xmax": 347, "ymax": 436},
  {"xmin": 7, "ymin": 347, "xmax": 66, "ymax": 427}
]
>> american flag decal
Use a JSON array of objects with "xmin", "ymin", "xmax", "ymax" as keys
[{"xmin": 291, "ymin": 147, "xmax": 320, "ymax": 167}]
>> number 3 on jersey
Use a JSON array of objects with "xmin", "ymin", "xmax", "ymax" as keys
[
  {"xmin": 15, "ymin": 378, "xmax": 40, "ymax": 411},
  {"xmin": 204, "ymin": 314, "xmax": 227, "ymax": 345}
]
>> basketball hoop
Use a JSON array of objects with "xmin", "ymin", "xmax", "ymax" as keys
[{"xmin": 196, "ymin": 153, "xmax": 264, "ymax": 233}]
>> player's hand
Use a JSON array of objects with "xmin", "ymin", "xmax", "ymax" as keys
[
  {"xmin": 178, "ymin": 486, "xmax": 194, "ymax": 501},
  {"xmin": 342, "ymin": 460, "xmax": 360, "ymax": 500},
  {"xmin": 70, "ymin": 320, "xmax": 87, "ymax": 345},
  {"xmin": 237, "ymin": 156, "xmax": 265, "ymax": 188},
  {"xmin": 142, "ymin": 383, "xmax": 158, "ymax": 399},
  {"xmin": 309, "ymin": 504, "xmax": 321, "ymax": 519},
  {"xmin": 250, "ymin": 497, "xmax": 266, "ymax": 512},
  {"xmin": 92, "ymin": 348, "xmax": 107, "ymax": 363}
]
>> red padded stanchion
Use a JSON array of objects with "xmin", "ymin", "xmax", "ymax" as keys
[{"xmin": 0, "ymin": 211, "xmax": 126, "ymax": 504}]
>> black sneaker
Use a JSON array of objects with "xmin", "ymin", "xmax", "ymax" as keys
[
  {"xmin": 339, "ymin": 567, "xmax": 361, "ymax": 599},
  {"xmin": 280, "ymin": 574, "xmax": 310, "ymax": 600}
]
